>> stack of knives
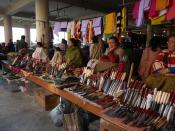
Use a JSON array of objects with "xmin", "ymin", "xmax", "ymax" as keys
[
  {"xmin": 105, "ymin": 80, "xmax": 175, "ymax": 130},
  {"xmin": 63, "ymin": 69, "xmax": 127, "ymax": 108}
]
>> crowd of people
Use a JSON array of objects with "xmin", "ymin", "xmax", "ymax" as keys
[
  {"xmin": 0, "ymin": 35, "xmax": 27, "ymax": 54},
  {"xmin": 1, "ymin": 33, "xmax": 175, "ymax": 82}
]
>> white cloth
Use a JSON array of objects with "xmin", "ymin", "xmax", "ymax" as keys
[
  {"xmin": 67, "ymin": 21, "xmax": 75, "ymax": 38},
  {"xmin": 136, "ymin": 0, "xmax": 151, "ymax": 27},
  {"xmin": 32, "ymin": 47, "xmax": 47, "ymax": 62},
  {"xmin": 50, "ymin": 51, "xmax": 62, "ymax": 66}
]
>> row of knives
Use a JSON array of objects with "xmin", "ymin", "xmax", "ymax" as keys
[{"xmin": 106, "ymin": 80, "xmax": 175, "ymax": 131}]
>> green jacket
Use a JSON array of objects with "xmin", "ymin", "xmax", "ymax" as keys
[{"xmin": 65, "ymin": 46, "xmax": 83, "ymax": 68}]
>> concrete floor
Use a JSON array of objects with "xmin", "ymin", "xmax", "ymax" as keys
[{"xmin": 0, "ymin": 81, "xmax": 64, "ymax": 131}]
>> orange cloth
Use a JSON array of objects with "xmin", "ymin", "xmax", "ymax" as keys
[
  {"xmin": 138, "ymin": 47, "xmax": 161, "ymax": 80},
  {"xmin": 104, "ymin": 12, "xmax": 116, "ymax": 34},
  {"xmin": 156, "ymin": 0, "xmax": 169, "ymax": 11}
]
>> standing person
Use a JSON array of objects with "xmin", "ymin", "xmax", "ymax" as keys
[
  {"xmin": 6, "ymin": 39, "xmax": 14, "ymax": 52},
  {"xmin": 16, "ymin": 35, "xmax": 28, "ymax": 52},
  {"xmin": 138, "ymin": 37, "xmax": 161, "ymax": 80}
]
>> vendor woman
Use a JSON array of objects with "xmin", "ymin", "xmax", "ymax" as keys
[
  {"xmin": 94, "ymin": 36, "xmax": 129, "ymax": 72},
  {"xmin": 65, "ymin": 38, "xmax": 83, "ymax": 68},
  {"xmin": 145, "ymin": 35, "xmax": 175, "ymax": 92},
  {"xmin": 152, "ymin": 35, "xmax": 175, "ymax": 75}
]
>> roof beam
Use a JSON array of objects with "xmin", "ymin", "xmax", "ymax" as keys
[{"xmin": 4, "ymin": 0, "xmax": 35, "ymax": 15}]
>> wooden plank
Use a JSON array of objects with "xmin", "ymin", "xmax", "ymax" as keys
[
  {"xmin": 100, "ymin": 113, "xmax": 145, "ymax": 131},
  {"xmin": 27, "ymin": 75, "xmax": 103, "ymax": 117},
  {"xmin": 1, "ymin": 62, "xmax": 145, "ymax": 130}
]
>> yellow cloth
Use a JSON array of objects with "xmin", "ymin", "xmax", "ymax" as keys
[
  {"xmin": 121, "ymin": 7, "xmax": 126, "ymax": 32},
  {"xmin": 7, "ymin": 52, "xmax": 17, "ymax": 57},
  {"xmin": 145, "ymin": 74, "xmax": 175, "ymax": 92},
  {"xmin": 104, "ymin": 12, "xmax": 116, "ymax": 34},
  {"xmin": 156, "ymin": 0, "xmax": 169, "ymax": 11},
  {"xmin": 67, "ymin": 32, "xmax": 71, "ymax": 40},
  {"xmin": 151, "ymin": 15, "xmax": 165, "ymax": 25}
]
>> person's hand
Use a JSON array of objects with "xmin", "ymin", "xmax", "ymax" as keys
[{"xmin": 159, "ymin": 68, "xmax": 170, "ymax": 74}]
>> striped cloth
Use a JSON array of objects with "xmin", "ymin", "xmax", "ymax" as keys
[{"xmin": 153, "ymin": 49, "xmax": 175, "ymax": 73}]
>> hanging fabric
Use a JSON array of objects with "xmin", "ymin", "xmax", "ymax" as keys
[
  {"xmin": 53, "ymin": 22, "xmax": 61, "ymax": 34},
  {"xmin": 104, "ymin": 12, "xmax": 116, "ymax": 35},
  {"xmin": 60, "ymin": 22, "xmax": 68, "ymax": 32},
  {"xmin": 132, "ymin": 1, "xmax": 140, "ymax": 20},
  {"xmin": 148, "ymin": 0, "xmax": 159, "ymax": 18},
  {"xmin": 136, "ymin": 0, "xmax": 151, "ymax": 27},
  {"xmin": 74, "ymin": 20, "xmax": 81, "ymax": 40},
  {"xmin": 89, "ymin": 20, "xmax": 94, "ymax": 44},
  {"xmin": 166, "ymin": 0, "xmax": 175, "ymax": 21},
  {"xmin": 93, "ymin": 17, "xmax": 102, "ymax": 36},
  {"xmin": 81, "ymin": 20, "xmax": 89, "ymax": 44},
  {"xmin": 156, "ymin": 0, "xmax": 170, "ymax": 11},
  {"xmin": 67, "ymin": 21, "xmax": 75, "ymax": 40},
  {"xmin": 151, "ymin": 15, "xmax": 166, "ymax": 25},
  {"xmin": 116, "ymin": 9, "xmax": 122, "ymax": 34},
  {"xmin": 121, "ymin": 7, "xmax": 127, "ymax": 32}
]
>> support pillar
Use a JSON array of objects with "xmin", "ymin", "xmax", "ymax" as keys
[
  {"xmin": 24, "ymin": 26, "xmax": 30, "ymax": 46},
  {"xmin": 35, "ymin": 0, "xmax": 49, "ymax": 50},
  {"xmin": 146, "ymin": 24, "xmax": 152, "ymax": 47},
  {"xmin": 3, "ymin": 15, "xmax": 12, "ymax": 45}
]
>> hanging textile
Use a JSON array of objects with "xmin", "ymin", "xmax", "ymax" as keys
[
  {"xmin": 53, "ymin": 22, "xmax": 61, "ymax": 34},
  {"xmin": 89, "ymin": 20, "xmax": 94, "ymax": 44},
  {"xmin": 67, "ymin": 21, "xmax": 75, "ymax": 40},
  {"xmin": 121, "ymin": 7, "xmax": 127, "ymax": 32},
  {"xmin": 93, "ymin": 17, "xmax": 102, "ymax": 36},
  {"xmin": 148, "ymin": 0, "xmax": 159, "ymax": 18},
  {"xmin": 151, "ymin": 15, "xmax": 166, "ymax": 25},
  {"xmin": 104, "ymin": 12, "xmax": 116, "ymax": 35},
  {"xmin": 74, "ymin": 20, "xmax": 81, "ymax": 40},
  {"xmin": 116, "ymin": 10, "xmax": 122, "ymax": 34},
  {"xmin": 136, "ymin": 0, "xmax": 151, "ymax": 27},
  {"xmin": 81, "ymin": 20, "xmax": 89, "ymax": 44},
  {"xmin": 132, "ymin": 1, "xmax": 140, "ymax": 20},
  {"xmin": 156, "ymin": 0, "xmax": 170, "ymax": 11},
  {"xmin": 60, "ymin": 22, "xmax": 68, "ymax": 32},
  {"xmin": 166, "ymin": 0, "xmax": 175, "ymax": 21}
]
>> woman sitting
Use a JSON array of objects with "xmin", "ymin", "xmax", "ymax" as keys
[
  {"xmin": 138, "ymin": 37, "xmax": 161, "ymax": 80},
  {"xmin": 50, "ymin": 46, "xmax": 63, "ymax": 66},
  {"xmin": 65, "ymin": 38, "xmax": 83, "ymax": 68},
  {"xmin": 152, "ymin": 35, "xmax": 175, "ymax": 75},
  {"xmin": 94, "ymin": 36, "xmax": 128, "ymax": 73},
  {"xmin": 145, "ymin": 35, "xmax": 175, "ymax": 92}
]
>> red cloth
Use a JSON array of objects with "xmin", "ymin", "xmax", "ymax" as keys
[
  {"xmin": 166, "ymin": 0, "xmax": 175, "ymax": 20},
  {"xmin": 132, "ymin": 1, "xmax": 140, "ymax": 19},
  {"xmin": 148, "ymin": 0, "xmax": 159, "ymax": 18},
  {"xmin": 100, "ymin": 50, "xmax": 119, "ymax": 63},
  {"xmin": 152, "ymin": 49, "xmax": 175, "ymax": 72}
]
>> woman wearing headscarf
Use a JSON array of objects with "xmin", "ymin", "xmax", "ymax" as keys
[{"xmin": 65, "ymin": 38, "xmax": 83, "ymax": 68}]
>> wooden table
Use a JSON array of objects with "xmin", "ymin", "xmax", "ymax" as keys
[{"xmin": 1, "ymin": 62, "xmax": 144, "ymax": 131}]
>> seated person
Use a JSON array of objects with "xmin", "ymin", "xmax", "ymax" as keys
[
  {"xmin": 32, "ymin": 42, "xmax": 48, "ymax": 63},
  {"xmin": 152, "ymin": 35, "xmax": 175, "ymax": 76},
  {"xmin": 145, "ymin": 35, "xmax": 175, "ymax": 92},
  {"xmin": 94, "ymin": 36, "xmax": 128, "ymax": 73},
  {"xmin": 90, "ymin": 36, "xmax": 104, "ymax": 60},
  {"xmin": 50, "ymin": 46, "xmax": 63, "ymax": 67},
  {"xmin": 138, "ymin": 37, "xmax": 161, "ymax": 80},
  {"xmin": 65, "ymin": 38, "xmax": 83, "ymax": 68}
]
